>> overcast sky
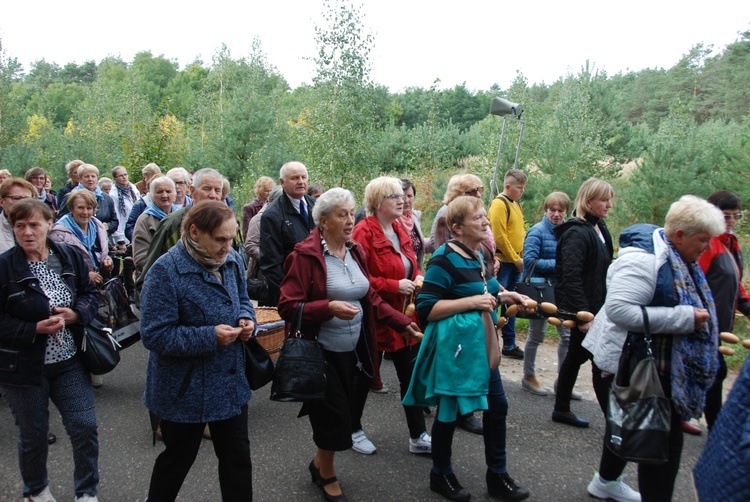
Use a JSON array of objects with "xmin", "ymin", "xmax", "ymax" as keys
[{"xmin": 2, "ymin": 1, "xmax": 748, "ymax": 93}]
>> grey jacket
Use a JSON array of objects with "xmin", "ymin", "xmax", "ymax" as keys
[{"xmin": 583, "ymin": 225, "xmax": 695, "ymax": 374}]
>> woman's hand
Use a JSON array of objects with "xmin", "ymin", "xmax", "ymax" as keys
[
  {"xmin": 36, "ymin": 316, "xmax": 65, "ymax": 334},
  {"xmin": 493, "ymin": 257, "xmax": 501, "ymax": 276},
  {"xmin": 578, "ymin": 321, "xmax": 592, "ymax": 334},
  {"xmin": 89, "ymin": 270, "xmax": 103, "ymax": 286},
  {"xmin": 474, "ymin": 293, "xmax": 498, "ymax": 312},
  {"xmin": 238, "ymin": 318, "xmax": 255, "ymax": 342},
  {"xmin": 400, "ymin": 321, "xmax": 422, "ymax": 340},
  {"xmin": 694, "ymin": 308, "xmax": 709, "ymax": 329},
  {"xmin": 215, "ymin": 324, "xmax": 242, "ymax": 346},
  {"xmin": 52, "ymin": 307, "xmax": 80, "ymax": 325},
  {"xmin": 398, "ymin": 279, "xmax": 416, "ymax": 296},
  {"xmin": 329, "ymin": 300, "xmax": 360, "ymax": 320},
  {"xmin": 498, "ymin": 290, "xmax": 529, "ymax": 306}
]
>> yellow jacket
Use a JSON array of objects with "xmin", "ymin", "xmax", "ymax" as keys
[{"xmin": 488, "ymin": 194, "xmax": 525, "ymax": 263}]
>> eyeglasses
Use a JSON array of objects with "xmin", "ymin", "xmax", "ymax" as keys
[
  {"xmin": 464, "ymin": 187, "xmax": 484, "ymax": 196},
  {"xmin": 114, "ymin": 173, "xmax": 129, "ymax": 179},
  {"xmin": 724, "ymin": 212, "xmax": 743, "ymax": 221},
  {"xmin": 3, "ymin": 195, "xmax": 29, "ymax": 202},
  {"xmin": 385, "ymin": 194, "xmax": 406, "ymax": 201}
]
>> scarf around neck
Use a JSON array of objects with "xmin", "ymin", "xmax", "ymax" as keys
[
  {"xmin": 75, "ymin": 183, "xmax": 104, "ymax": 202},
  {"xmin": 660, "ymin": 229, "xmax": 719, "ymax": 419},
  {"xmin": 59, "ymin": 214, "xmax": 99, "ymax": 269},
  {"xmin": 399, "ymin": 211, "xmax": 415, "ymax": 235},
  {"xmin": 144, "ymin": 202, "xmax": 179, "ymax": 220},
  {"xmin": 115, "ymin": 182, "xmax": 138, "ymax": 216},
  {"xmin": 181, "ymin": 233, "xmax": 226, "ymax": 283}
]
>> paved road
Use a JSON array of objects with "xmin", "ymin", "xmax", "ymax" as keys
[{"xmin": 0, "ymin": 341, "xmax": 706, "ymax": 501}]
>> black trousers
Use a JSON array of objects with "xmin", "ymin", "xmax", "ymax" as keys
[
  {"xmin": 703, "ymin": 351, "xmax": 727, "ymax": 429},
  {"xmin": 388, "ymin": 344, "xmax": 427, "ymax": 439},
  {"xmin": 147, "ymin": 405, "xmax": 252, "ymax": 502}
]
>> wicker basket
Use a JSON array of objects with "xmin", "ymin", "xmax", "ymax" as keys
[{"xmin": 255, "ymin": 307, "xmax": 285, "ymax": 359}]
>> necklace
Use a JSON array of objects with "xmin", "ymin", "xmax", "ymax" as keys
[{"xmin": 449, "ymin": 239, "xmax": 488, "ymax": 294}]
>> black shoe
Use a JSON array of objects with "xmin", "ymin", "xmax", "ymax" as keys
[
  {"xmin": 310, "ymin": 460, "xmax": 347, "ymax": 501},
  {"xmin": 47, "ymin": 432, "xmax": 57, "ymax": 445},
  {"xmin": 487, "ymin": 471, "xmax": 529, "ymax": 501},
  {"xmin": 430, "ymin": 471, "xmax": 471, "ymax": 502},
  {"xmin": 458, "ymin": 413, "xmax": 484, "ymax": 435},
  {"xmin": 502, "ymin": 346, "xmax": 524, "ymax": 359},
  {"xmin": 551, "ymin": 410, "xmax": 589, "ymax": 428}
]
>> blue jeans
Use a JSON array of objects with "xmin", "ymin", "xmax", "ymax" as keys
[
  {"xmin": 432, "ymin": 368, "xmax": 508, "ymax": 475},
  {"xmin": 497, "ymin": 264, "xmax": 520, "ymax": 348},
  {"xmin": 0, "ymin": 356, "xmax": 99, "ymax": 498}
]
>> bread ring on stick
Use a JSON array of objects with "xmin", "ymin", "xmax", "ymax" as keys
[
  {"xmin": 720, "ymin": 332, "xmax": 740, "ymax": 344},
  {"xmin": 562, "ymin": 319, "xmax": 576, "ymax": 329},
  {"xmin": 540, "ymin": 302, "xmax": 557, "ymax": 314},
  {"xmin": 547, "ymin": 317, "xmax": 562, "ymax": 326},
  {"xmin": 505, "ymin": 305, "xmax": 519, "ymax": 318},
  {"xmin": 743, "ymin": 339, "xmax": 750, "ymax": 350},
  {"xmin": 577, "ymin": 311, "xmax": 594, "ymax": 322},
  {"xmin": 719, "ymin": 345, "xmax": 735, "ymax": 356}
]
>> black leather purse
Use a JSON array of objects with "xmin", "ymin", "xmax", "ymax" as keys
[
  {"xmin": 605, "ymin": 307, "xmax": 671, "ymax": 464},
  {"xmin": 244, "ymin": 336, "xmax": 274, "ymax": 390},
  {"xmin": 79, "ymin": 319, "xmax": 121, "ymax": 375},
  {"xmin": 514, "ymin": 260, "xmax": 555, "ymax": 319},
  {"xmin": 270, "ymin": 302, "xmax": 327, "ymax": 402}
]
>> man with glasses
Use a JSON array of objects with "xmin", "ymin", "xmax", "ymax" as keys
[
  {"xmin": 0, "ymin": 178, "xmax": 36, "ymax": 253},
  {"xmin": 488, "ymin": 169, "xmax": 528, "ymax": 360}
]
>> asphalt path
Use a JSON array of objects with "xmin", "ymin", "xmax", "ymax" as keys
[{"xmin": 0, "ymin": 341, "xmax": 706, "ymax": 501}]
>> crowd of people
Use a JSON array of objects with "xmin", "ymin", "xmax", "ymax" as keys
[{"xmin": 0, "ymin": 160, "xmax": 747, "ymax": 502}]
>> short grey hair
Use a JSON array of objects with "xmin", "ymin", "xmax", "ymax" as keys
[
  {"xmin": 166, "ymin": 167, "xmax": 191, "ymax": 186},
  {"xmin": 279, "ymin": 161, "xmax": 307, "ymax": 182},
  {"xmin": 312, "ymin": 187, "xmax": 355, "ymax": 225},
  {"xmin": 268, "ymin": 185, "xmax": 283, "ymax": 203},
  {"xmin": 141, "ymin": 163, "xmax": 161, "ymax": 177},
  {"xmin": 150, "ymin": 175, "xmax": 176, "ymax": 199},
  {"xmin": 192, "ymin": 168, "xmax": 222, "ymax": 189},
  {"xmin": 664, "ymin": 195, "xmax": 725, "ymax": 239}
]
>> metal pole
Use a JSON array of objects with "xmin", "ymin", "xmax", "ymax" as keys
[
  {"xmin": 512, "ymin": 120, "xmax": 526, "ymax": 169},
  {"xmin": 489, "ymin": 117, "xmax": 508, "ymax": 204}
]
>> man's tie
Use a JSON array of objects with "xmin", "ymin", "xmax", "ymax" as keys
[{"xmin": 299, "ymin": 200, "xmax": 308, "ymax": 226}]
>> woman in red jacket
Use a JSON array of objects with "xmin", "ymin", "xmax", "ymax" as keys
[
  {"xmin": 352, "ymin": 176, "xmax": 430, "ymax": 456},
  {"xmin": 278, "ymin": 187, "xmax": 419, "ymax": 502},
  {"xmin": 697, "ymin": 190, "xmax": 750, "ymax": 432}
]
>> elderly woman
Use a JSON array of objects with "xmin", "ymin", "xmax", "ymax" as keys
[
  {"xmin": 428, "ymin": 173, "xmax": 497, "ymax": 435},
  {"xmin": 1, "ymin": 178, "xmax": 37, "ymax": 252},
  {"xmin": 0, "ymin": 199, "xmax": 99, "ymax": 502},
  {"xmin": 50, "ymin": 190, "xmax": 113, "ymax": 287},
  {"xmin": 278, "ymin": 188, "xmax": 419, "ymax": 502},
  {"xmin": 25, "ymin": 167, "xmax": 58, "ymax": 215},
  {"xmin": 696, "ymin": 190, "xmax": 750, "ymax": 432},
  {"xmin": 583, "ymin": 195, "xmax": 724, "ymax": 502},
  {"xmin": 0, "ymin": 168, "xmax": 11, "ymax": 185},
  {"xmin": 352, "ymin": 176, "xmax": 429, "ymax": 454},
  {"xmin": 521, "ymin": 191, "xmax": 573, "ymax": 396},
  {"xmin": 166, "ymin": 167, "xmax": 192, "ymax": 209},
  {"xmin": 242, "ymin": 176, "xmax": 275, "ymax": 239},
  {"xmin": 140, "ymin": 201, "xmax": 256, "ymax": 501},
  {"xmin": 132, "ymin": 176, "xmax": 178, "ymax": 278},
  {"xmin": 58, "ymin": 164, "xmax": 118, "ymax": 236},
  {"xmin": 404, "ymin": 196, "xmax": 529, "ymax": 502},
  {"xmin": 399, "ymin": 178, "xmax": 427, "ymax": 271}
]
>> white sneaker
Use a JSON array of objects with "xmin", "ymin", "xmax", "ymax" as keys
[
  {"xmin": 76, "ymin": 495, "xmax": 99, "ymax": 502},
  {"xmin": 352, "ymin": 429, "xmax": 377, "ymax": 454},
  {"xmin": 25, "ymin": 486, "xmax": 57, "ymax": 502},
  {"xmin": 587, "ymin": 471, "xmax": 641, "ymax": 502},
  {"xmin": 91, "ymin": 374, "xmax": 103, "ymax": 388},
  {"xmin": 409, "ymin": 431, "xmax": 432, "ymax": 454}
]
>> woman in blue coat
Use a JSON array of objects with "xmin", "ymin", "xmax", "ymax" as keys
[
  {"xmin": 521, "ymin": 191, "xmax": 572, "ymax": 396},
  {"xmin": 140, "ymin": 201, "xmax": 256, "ymax": 502}
]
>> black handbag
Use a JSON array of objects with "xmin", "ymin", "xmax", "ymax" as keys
[
  {"xmin": 270, "ymin": 303, "xmax": 327, "ymax": 402},
  {"xmin": 97, "ymin": 277, "xmax": 140, "ymax": 349},
  {"xmin": 514, "ymin": 260, "xmax": 555, "ymax": 319},
  {"xmin": 605, "ymin": 307, "xmax": 671, "ymax": 464},
  {"xmin": 244, "ymin": 336, "xmax": 274, "ymax": 390},
  {"xmin": 79, "ymin": 319, "xmax": 121, "ymax": 375}
]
